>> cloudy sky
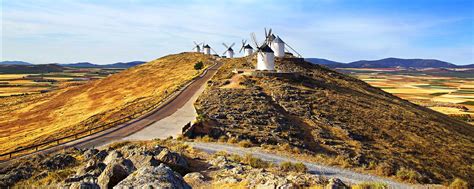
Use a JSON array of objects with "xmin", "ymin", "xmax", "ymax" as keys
[{"xmin": 1, "ymin": 0, "xmax": 473, "ymax": 65}]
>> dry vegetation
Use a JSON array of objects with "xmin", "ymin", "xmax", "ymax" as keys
[
  {"xmin": 0, "ymin": 52, "xmax": 214, "ymax": 154},
  {"xmin": 194, "ymin": 56, "xmax": 474, "ymax": 186}
]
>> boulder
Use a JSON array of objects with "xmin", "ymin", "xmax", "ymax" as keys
[
  {"xmin": 128, "ymin": 154, "xmax": 159, "ymax": 169},
  {"xmin": 113, "ymin": 164, "xmax": 191, "ymax": 189},
  {"xmin": 0, "ymin": 166, "xmax": 33, "ymax": 187},
  {"xmin": 103, "ymin": 151, "xmax": 123, "ymax": 165},
  {"xmin": 41, "ymin": 154, "xmax": 76, "ymax": 170},
  {"xmin": 325, "ymin": 178, "xmax": 348, "ymax": 189},
  {"xmin": 69, "ymin": 181, "xmax": 100, "ymax": 189},
  {"xmin": 155, "ymin": 148, "xmax": 188, "ymax": 168},
  {"xmin": 98, "ymin": 158, "xmax": 135, "ymax": 189},
  {"xmin": 183, "ymin": 172, "xmax": 206, "ymax": 186}
]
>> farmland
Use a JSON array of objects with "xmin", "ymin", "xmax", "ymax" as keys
[
  {"xmin": 0, "ymin": 68, "xmax": 124, "ymax": 97},
  {"xmin": 338, "ymin": 68, "xmax": 474, "ymax": 125}
]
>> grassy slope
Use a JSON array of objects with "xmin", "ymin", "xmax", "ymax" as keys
[
  {"xmin": 0, "ymin": 52, "xmax": 214, "ymax": 154},
  {"xmin": 195, "ymin": 56, "xmax": 474, "ymax": 185}
]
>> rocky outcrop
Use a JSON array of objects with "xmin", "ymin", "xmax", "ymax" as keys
[
  {"xmin": 325, "ymin": 178, "xmax": 348, "ymax": 189},
  {"xmin": 98, "ymin": 157, "xmax": 135, "ymax": 189},
  {"xmin": 41, "ymin": 154, "xmax": 76, "ymax": 170},
  {"xmin": 0, "ymin": 166, "xmax": 33, "ymax": 187},
  {"xmin": 155, "ymin": 148, "xmax": 188, "ymax": 168},
  {"xmin": 114, "ymin": 164, "xmax": 191, "ymax": 189}
]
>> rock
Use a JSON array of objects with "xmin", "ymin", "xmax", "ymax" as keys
[
  {"xmin": 0, "ymin": 166, "xmax": 33, "ymax": 187},
  {"xmin": 183, "ymin": 172, "xmax": 206, "ymax": 186},
  {"xmin": 103, "ymin": 151, "xmax": 123, "ymax": 165},
  {"xmin": 114, "ymin": 164, "xmax": 191, "ymax": 189},
  {"xmin": 155, "ymin": 148, "xmax": 188, "ymax": 168},
  {"xmin": 69, "ymin": 181, "xmax": 100, "ymax": 189},
  {"xmin": 325, "ymin": 178, "xmax": 348, "ymax": 189},
  {"xmin": 42, "ymin": 154, "xmax": 76, "ymax": 170},
  {"xmin": 255, "ymin": 183, "xmax": 276, "ymax": 189},
  {"xmin": 208, "ymin": 156, "xmax": 230, "ymax": 169},
  {"xmin": 83, "ymin": 149, "xmax": 99, "ymax": 159},
  {"xmin": 128, "ymin": 154, "xmax": 159, "ymax": 169},
  {"xmin": 98, "ymin": 157, "xmax": 135, "ymax": 189}
]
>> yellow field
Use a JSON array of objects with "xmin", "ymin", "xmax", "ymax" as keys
[
  {"xmin": 346, "ymin": 70, "xmax": 474, "ymax": 125},
  {"xmin": 0, "ymin": 52, "xmax": 213, "ymax": 154}
]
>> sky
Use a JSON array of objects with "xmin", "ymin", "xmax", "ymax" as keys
[{"xmin": 1, "ymin": 0, "xmax": 473, "ymax": 65}]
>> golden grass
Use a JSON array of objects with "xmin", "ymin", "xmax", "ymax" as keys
[{"xmin": 0, "ymin": 52, "xmax": 214, "ymax": 154}]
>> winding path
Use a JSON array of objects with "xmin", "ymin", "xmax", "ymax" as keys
[{"xmin": 190, "ymin": 142, "xmax": 413, "ymax": 189}]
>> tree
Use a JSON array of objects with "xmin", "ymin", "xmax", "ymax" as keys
[{"xmin": 194, "ymin": 61, "xmax": 203, "ymax": 70}]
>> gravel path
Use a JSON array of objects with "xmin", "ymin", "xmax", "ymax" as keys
[{"xmin": 189, "ymin": 142, "xmax": 413, "ymax": 189}]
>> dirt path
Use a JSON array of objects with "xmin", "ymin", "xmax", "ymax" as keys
[{"xmin": 189, "ymin": 142, "xmax": 413, "ymax": 189}]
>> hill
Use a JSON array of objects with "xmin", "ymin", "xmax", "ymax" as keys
[
  {"xmin": 0, "ymin": 61, "xmax": 32, "ymax": 65},
  {"xmin": 0, "ymin": 64, "xmax": 64, "ymax": 74},
  {"xmin": 0, "ymin": 53, "xmax": 214, "ymax": 155},
  {"xmin": 194, "ymin": 56, "xmax": 474, "ymax": 185},
  {"xmin": 306, "ymin": 57, "xmax": 465, "ymax": 68}
]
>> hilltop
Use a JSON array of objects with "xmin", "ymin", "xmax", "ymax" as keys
[
  {"xmin": 0, "ymin": 53, "xmax": 214, "ymax": 154},
  {"xmin": 194, "ymin": 56, "xmax": 474, "ymax": 185},
  {"xmin": 306, "ymin": 57, "xmax": 473, "ymax": 68}
]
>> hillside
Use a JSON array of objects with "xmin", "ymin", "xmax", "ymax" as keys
[
  {"xmin": 306, "ymin": 57, "xmax": 464, "ymax": 68},
  {"xmin": 59, "ymin": 61, "xmax": 146, "ymax": 68},
  {"xmin": 0, "ymin": 61, "xmax": 32, "ymax": 65},
  {"xmin": 0, "ymin": 52, "xmax": 214, "ymax": 154},
  {"xmin": 194, "ymin": 56, "xmax": 474, "ymax": 185}
]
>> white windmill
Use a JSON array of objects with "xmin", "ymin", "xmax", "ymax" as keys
[
  {"xmin": 251, "ymin": 32, "xmax": 275, "ymax": 71},
  {"xmin": 239, "ymin": 40, "xmax": 254, "ymax": 56},
  {"xmin": 192, "ymin": 41, "xmax": 203, "ymax": 53},
  {"xmin": 222, "ymin": 42, "xmax": 235, "ymax": 58},
  {"xmin": 202, "ymin": 44, "xmax": 211, "ymax": 55},
  {"xmin": 264, "ymin": 28, "xmax": 303, "ymax": 58}
]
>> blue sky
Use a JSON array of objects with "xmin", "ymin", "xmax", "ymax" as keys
[{"xmin": 1, "ymin": 0, "xmax": 473, "ymax": 65}]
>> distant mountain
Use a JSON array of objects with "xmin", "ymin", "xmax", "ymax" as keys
[
  {"xmin": 0, "ymin": 61, "xmax": 32, "ymax": 65},
  {"xmin": 306, "ymin": 57, "xmax": 467, "ymax": 68},
  {"xmin": 459, "ymin": 64, "xmax": 474, "ymax": 68},
  {"xmin": 59, "ymin": 61, "xmax": 146, "ymax": 68},
  {"xmin": 0, "ymin": 64, "xmax": 64, "ymax": 74}
]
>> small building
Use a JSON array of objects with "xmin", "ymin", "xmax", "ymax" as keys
[
  {"xmin": 203, "ymin": 44, "xmax": 211, "ymax": 55},
  {"xmin": 256, "ymin": 44, "xmax": 275, "ymax": 71},
  {"xmin": 271, "ymin": 36, "xmax": 285, "ymax": 58},
  {"xmin": 226, "ymin": 48, "xmax": 234, "ymax": 58},
  {"xmin": 243, "ymin": 44, "xmax": 253, "ymax": 56}
]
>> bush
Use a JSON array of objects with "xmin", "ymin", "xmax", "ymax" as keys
[
  {"xmin": 227, "ymin": 137, "xmax": 238, "ymax": 144},
  {"xmin": 279, "ymin": 161, "xmax": 307, "ymax": 173},
  {"xmin": 396, "ymin": 167, "xmax": 422, "ymax": 183},
  {"xmin": 449, "ymin": 178, "xmax": 468, "ymax": 189},
  {"xmin": 243, "ymin": 154, "xmax": 270, "ymax": 168},
  {"xmin": 218, "ymin": 136, "xmax": 227, "ymax": 142},
  {"xmin": 238, "ymin": 140, "xmax": 253, "ymax": 148},
  {"xmin": 201, "ymin": 135, "xmax": 213, "ymax": 142},
  {"xmin": 194, "ymin": 61, "xmax": 204, "ymax": 70},
  {"xmin": 351, "ymin": 182, "xmax": 388, "ymax": 189}
]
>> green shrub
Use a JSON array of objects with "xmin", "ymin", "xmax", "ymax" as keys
[
  {"xmin": 396, "ymin": 167, "xmax": 422, "ymax": 183},
  {"xmin": 227, "ymin": 137, "xmax": 238, "ymax": 144},
  {"xmin": 238, "ymin": 140, "xmax": 253, "ymax": 148},
  {"xmin": 194, "ymin": 61, "xmax": 204, "ymax": 70},
  {"xmin": 243, "ymin": 154, "xmax": 270, "ymax": 168},
  {"xmin": 279, "ymin": 161, "xmax": 307, "ymax": 173},
  {"xmin": 218, "ymin": 136, "xmax": 227, "ymax": 142},
  {"xmin": 351, "ymin": 182, "xmax": 388, "ymax": 189}
]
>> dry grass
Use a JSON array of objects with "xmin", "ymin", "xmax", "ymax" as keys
[{"xmin": 0, "ymin": 52, "xmax": 214, "ymax": 154}]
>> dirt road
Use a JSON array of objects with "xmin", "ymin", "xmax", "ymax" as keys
[{"xmin": 190, "ymin": 142, "xmax": 413, "ymax": 189}]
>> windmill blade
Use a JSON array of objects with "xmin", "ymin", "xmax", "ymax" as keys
[
  {"xmin": 211, "ymin": 48, "xmax": 218, "ymax": 55},
  {"xmin": 193, "ymin": 41, "xmax": 199, "ymax": 46},
  {"xmin": 222, "ymin": 43, "xmax": 229, "ymax": 49},
  {"xmin": 229, "ymin": 42, "xmax": 235, "ymax": 48},
  {"xmin": 192, "ymin": 46, "xmax": 197, "ymax": 50},
  {"xmin": 251, "ymin": 32, "xmax": 259, "ymax": 48},
  {"xmin": 264, "ymin": 28, "xmax": 267, "ymax": 38},
  {"xmin": 285, "ymin": 42, "xmax": 302, "ymax": 58},
  {"xmin": 267, "ymin": 28, "xmax": 272, "ymax": 38}
]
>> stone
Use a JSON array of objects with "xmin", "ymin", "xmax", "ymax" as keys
[
  {"xmin": 128, "ymin": 154, "xmax": 159, "ymax": 169},
  {"xmin": 98, "ymin": 158, "xmax": 135, "ymax": 189},
  {"xmin": 41, "ymin": 154, "xmax": 76, "ymax": 170},
  {"xmin": 69, "ymin": 181, "xmax": 100, "ymax": 189},
  {"xmin": 183, "ymin": 172, "xmax": 206, "ymax": 186},
  {"xmin": 113, "ymin": 164, "xmax": 191, "ymax": 189},
  {"xmin": 0, "ymin": 166, "xmax": 33, "ymax": 187},
  {"xmin": 103, "ymin": 151, "xmax": 123, "ymax": 165},
  {"xmin": 155, "ymin": 148, "xmax": 188, "ymax": 168},
  {"xmin": 325, "ymin": 178, "xmax": 348, "ymax": 189}
]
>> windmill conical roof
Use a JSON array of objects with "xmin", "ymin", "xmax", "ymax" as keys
[
  {"xmin": 259, "ymin": 44, "xmax": 274, "ymax": 53},
  {"xmin": 244, "ymin": 44, "xmax": 253, "ymax": 49},
  {"xmin": 228, "ymin": 47, "xmax": 234, "ymax": 51},
  {"xmin": 203, "ymin": 44, "xmax": 210, "ymax": 48},
  {"xmin": 273, "ymin": 36, "xmax": 284, "ymax": 43}
]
